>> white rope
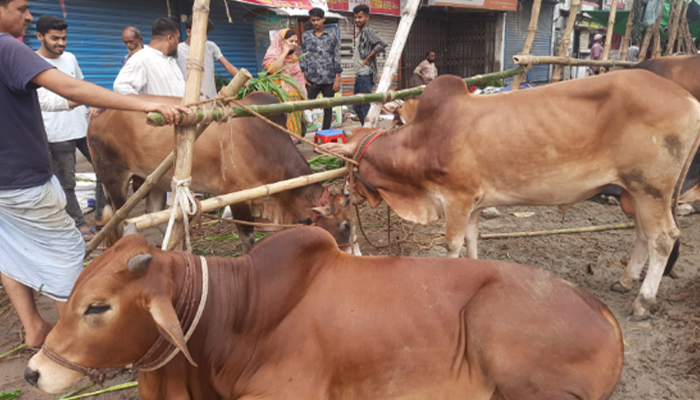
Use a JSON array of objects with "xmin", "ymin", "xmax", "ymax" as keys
[
  {"xmin": 162, "ymin": 177, "xmax": 198, "ymax": 252},
  {"xmin": 139, "ymin": 256, "xmax": 209, "ymax": 372}
]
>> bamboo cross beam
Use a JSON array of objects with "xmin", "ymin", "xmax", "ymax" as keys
[
  {"xmin": 513, "ymin": 55, "xmax": 637, "ymax": 68},
  {"xmin": 126, "ymin": 168, "xmax": 347, "ymax": 231},
  {"xmin": 147, "ymin": 67, "xmax": 525, "ymax": 127}
]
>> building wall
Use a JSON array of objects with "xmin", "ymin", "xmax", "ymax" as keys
[{"xmin": 504, "ymin": 0, "xmax": 555, "ymax": 82}]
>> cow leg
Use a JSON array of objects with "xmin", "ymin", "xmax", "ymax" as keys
[
  {"xmin": 98, "ymin": 171, "xmax": 132, "ymax": 247},
  {"xmin": 631, "ymin": 201, "xmax": 679, "ymax": 319},
  {"xmin": 445, "ymin": 207, "xmax": 472, "ymax": 258},
  {"xmin": 464, "ymin": 211, "xmax": 480, "ymax": 259},
  {"xmin": 230, "ymin": 204, "xmax": 256, "ymax": 254},
  {"xmin": 612, "ymin": 213, "xmax": 649, "ymax": 293},
  {"xmin": 145, "ymin": 188, "xmax": 167, "ymax": 214}
]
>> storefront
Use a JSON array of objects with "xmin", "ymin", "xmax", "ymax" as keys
[{"xmin": 24, "ymin": 0, "xmax": 258, "ymax": 89}]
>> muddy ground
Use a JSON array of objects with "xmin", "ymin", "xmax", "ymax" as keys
[{"xmin": 2, "ymin": 177, "xmax": 700, "ymax": 399}]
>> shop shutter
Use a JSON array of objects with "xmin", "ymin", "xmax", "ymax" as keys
[
  {"xmin": 504, "ymin": 0, "xmax": 555, "ymax": 82},
  {"xmin": 24, "ymin": 0, "xmax": 258, "ymax": 90}
]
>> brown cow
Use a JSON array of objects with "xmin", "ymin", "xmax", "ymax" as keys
[
  {"xmin": 324, "ymin": 70, "xmax": 700, "ymax": 319},
  {"xmin": 88, "ymin": 92, "xmax": 359, "ymax": 254},
  {"xmin": 26, "ymin": 227, "xmax": 623, "ymax": 399},
  {"xmin": 633, "ymin": 55, "xmax": 700, "ymax": 207}
]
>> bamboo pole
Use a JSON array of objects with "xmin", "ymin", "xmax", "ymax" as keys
[
  {"xmin": 666, "ymin": 0, "xmax": 685, "ymax": 55},
  {"xmin": 480, "ymin": 222, "xmax": 634, "ymax": 239},
  {"xmin": 126, "ymin": 169, "xmax": 347, "ymax": 231},
  {"xmin": 620, "ymin": 0, "xmax": 636, "ymax": 62},
  {"xmin": 651, "ymin": 9, "xmax": 663, "ymax": 58},
  {"xmin": 513, "ymin": 54, "xmax": 636, "ymax": 68},
  {"xmin": 147, "ymin": 67, "xmax": 525, "ymax": 127},
  {"xmin": 599, "ymin": 0, "xmax": 619, "ymax": 74},
  {"xmin": 218, "ymin": 68, "xmax": 253, "ymax": 98},
  {"xmin": 638, "ymin": 24, "xmax": 654, "ymax": 61},
  {"xmin": 512, "ymin": 0, "xmax": 543, "ymax": 91},
  {"xmin": 678, "ymin": 0, "xmax": 692, "ymax": 53},
  {"xmin": 167, "ymin": 0, "xmax": 211, "ymax": 251},
  {"xmin": 552, "ymin": 0, "xmax": 581, "ymax": 82},
  {"xmin": 85, "ymin": 74, "xmax": 251, "ymax": 257},
  {"xmin": 364, "ymin": 0, "xmax": 421, "ymax": 128}
]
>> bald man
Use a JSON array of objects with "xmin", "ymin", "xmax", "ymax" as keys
[{"xmin": 121, "ymin": 26, "xmax": 143, "ymax": 66}]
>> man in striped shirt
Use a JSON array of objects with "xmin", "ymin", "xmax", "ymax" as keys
[{"xmin": 113, "ymin": 18, "xmax": 185, "ymax": 97}]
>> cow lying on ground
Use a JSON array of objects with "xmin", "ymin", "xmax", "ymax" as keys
[
  {"xmin": 324, "ymin": 71, "xmax": 700, "ymax": 319},
  {"xmin": 88, "ymin": 92, "xmax": 359, "ymax": 254},
  {"xmin": 26, "ymin": 227, "xmax": 624, "ymax": 399}
]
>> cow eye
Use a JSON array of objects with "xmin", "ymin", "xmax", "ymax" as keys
[{"xmin": 84, "ymin": 304, "xmax": 111, "ymax": 315}]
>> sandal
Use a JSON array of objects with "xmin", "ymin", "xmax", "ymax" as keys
[{"xmin": 80, "ymin": 228, "xmax": 96, "ymax": 241}]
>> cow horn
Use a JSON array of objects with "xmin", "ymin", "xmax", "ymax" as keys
[{"xmin": 127, "ymin": 254, "xmax": 152, "ymax": 276}]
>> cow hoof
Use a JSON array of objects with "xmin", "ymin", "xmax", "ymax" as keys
[
  {"xmin": 629, "ymin": 312, "xmax": 652, "ymax": 322},
  {"xmin": 610, "ymin": 281, "xmax": 632, "ymax": 293},
  {"xmin": 481, "ymin": 207, "xmax": 501, "ymax": 220},
  {"xmin": 676, "ymin": 203, "xmax": 695, "ymax": 216}
]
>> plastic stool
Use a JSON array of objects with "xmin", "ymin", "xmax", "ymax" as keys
[
  {"xmin": 314, "ymin": 129, "xmax": 346, "ymax": 145},
  {"xmin": 314, "ymin": 129, "xmax": 346, "ymax": 153}
]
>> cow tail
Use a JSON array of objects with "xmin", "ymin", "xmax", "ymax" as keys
[{"xmin": 664, "ymin": 102, "xmax": 700, "ymax": 276}]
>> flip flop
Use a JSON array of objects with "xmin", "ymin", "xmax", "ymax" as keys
[{"xmin": 80, "ymin": 228, "xmax": 96, "ymax": 241}]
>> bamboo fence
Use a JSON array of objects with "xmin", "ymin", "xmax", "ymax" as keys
[
  {"xmin": 512, "ymin": 55, "xmax": 636, "ymax": 68},
  {"xmin": 599, "ymin": 0, "xmax": 619, "ymax": 73},
  {"xmin": 619, "ymin": 0, "xmax": 635, "ymax": 62},
  {"xmin": 511, "ymin": 0, "xmax": 543, "ymax": 91}
]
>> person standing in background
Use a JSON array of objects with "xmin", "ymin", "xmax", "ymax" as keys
[
  {"xmin": 413, "ymin": 51, "xmax": 437, "ymax": 84},
  {"xmin": 301, "ymin": 7, "xmax": 342, "ymax": 131},
  {"xmin": 176, "ymin": 16, "xmax": 239, "ymax": 99},
  {"xmin": 35, "ymin": 15, "xmax": 104, "ymax": 241},
  {"xmin": 352, "ymin": 4, "xmax": 386, "ymax": 125},
  {"xmin": 121, "ymin": 26, "xmax": 143, "ymax": 67}
]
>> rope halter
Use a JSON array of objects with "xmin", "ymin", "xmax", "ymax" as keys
[{"xmin": 41, "ymin": 254, "xmax": 209, "ymax": 384}]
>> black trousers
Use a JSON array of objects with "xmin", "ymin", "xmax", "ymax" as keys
[{"xmin": 306, "ymin": 83, "xmax": 335, "ymax": 130}]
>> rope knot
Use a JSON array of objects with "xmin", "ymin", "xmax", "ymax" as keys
[{"xmin": 162, "ymin": 177, "xmax": 198, "ymax": 252}]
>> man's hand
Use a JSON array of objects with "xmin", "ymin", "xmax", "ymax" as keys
[
  {"xmin": 86, "ymin": 107, "xmax": 101, "ymax": 120},
  {"xmin": 362, "ymin": 58, "xmax": 371, "ymax": 67},
  {"xmin": 333, "ymin": 79, "xmax": 341, "ymax": 93},
  {"xmin": 144, "ymin": 103, "xmax": 189, "ymax": 125}
]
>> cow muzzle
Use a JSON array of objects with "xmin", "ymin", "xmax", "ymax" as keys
[{"xmin": 26, "ymin": 350, "xmax": 85, "ymax": 394}]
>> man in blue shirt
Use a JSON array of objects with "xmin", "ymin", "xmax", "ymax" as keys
[
  {"xmin": 0, "ymin": 0, "xmax": 185, "ymax": 348},
  {"xmin": 301, "ymin": 7, "xmax": 342, "ymax": 130}
]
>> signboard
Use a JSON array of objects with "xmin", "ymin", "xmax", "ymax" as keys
[
  {"xmin": 239, "ymin": 0, "xmax": 315, "ymax": 9},
  {"xmin": 429, "ymin": 0, "xmax": 517, "ymax": 12},
  {"xmin": 328, "ymin": 0, "xmax": 403, "ymax": 16}
]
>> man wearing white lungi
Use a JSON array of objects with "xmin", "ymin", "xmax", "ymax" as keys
[{"xmin": 0, "ymin": 0, "xmax": 186, "ymax": 347}]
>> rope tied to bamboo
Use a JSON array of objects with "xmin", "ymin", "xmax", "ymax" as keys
[
  {"xmin": 186, "ymin": 59, "xmax": 205, "ymax": 73},
  {"xmin": 162, "ymin": 177, "xmax": 198, "ymax": 252}
]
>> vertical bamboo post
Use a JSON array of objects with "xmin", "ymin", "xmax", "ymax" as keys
[
  {"xmin": 620, "ymin": 0, "xmax": 635, "ymax": 61},
  {"xmin": 552, "ymin": 0, "xmax": 581, "ymax": 82},
  {"xmin": 512, "ymin": 0, "xmax": 543, "ymax": 91},
  {"xmin": 599, "ymin": 0, "xmax": 618, "ymax": 74},
  {"xmin": 651, "ymin": 10, "xmax": 662, "ymax": 58},
  {"xmin": 166, "ymin": 0, "xmax": 211, "ymax": 251},
  {"xmin": 666, "ymin": 0, "xmax": 685, "ymax": 55},
  {"xmin": 639, "ymin": 6, "xmax": 663, "ymax": 61},
  {"xmin": 363, "ymin": 0, "xmax": 421, "ymax": 128},
  {"xmin": 677, "ymin": 0, "xmax": 691, "ymax": 53}
]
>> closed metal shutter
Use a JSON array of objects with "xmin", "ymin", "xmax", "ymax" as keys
[
  {"xmin": 401, "ymin": 10, "xmax": 497, "ymax": 88},
  {"xmin": 339, "ymin": 13, "xmax": 398, "ymax": 95},
  {"xmin": 504, "ymin": 0, "xmax": 554, "ymax": 82},
  {"xmin": 24, "ymin": 0, "xmax": 258, "ymax": 89}
]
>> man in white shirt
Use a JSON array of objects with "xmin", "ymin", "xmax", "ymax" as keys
[
  {"xmin": 35, "ymin": 15, "xmax": 102, "ymax": 240},
  {"xmin": 114, "ymin": 18, "xmax": 185, "ymax": 96},
  {"xmin": 176, "ymin": 17, "xmax": 238, "ymax": 99},
  {"xmin": 413, "ymin": 51, "xmax": 437, "ymax": 84}
]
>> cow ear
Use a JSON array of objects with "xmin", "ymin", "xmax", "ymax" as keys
[
  {"xmin": 148, "ymin": 296, "xmax": 198, "ymax": 367},
  {"xmin": 311, "ymin": 204, "xmax": 333, "ymax": 217},
  {"xmin": 320, "ymin": 142, "xmax": 358, "ymax": 157}
]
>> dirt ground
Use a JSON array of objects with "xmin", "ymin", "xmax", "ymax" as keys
[{"xmin": 2, "ymin": 146, "xmax": 700, "ymax": 398}]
